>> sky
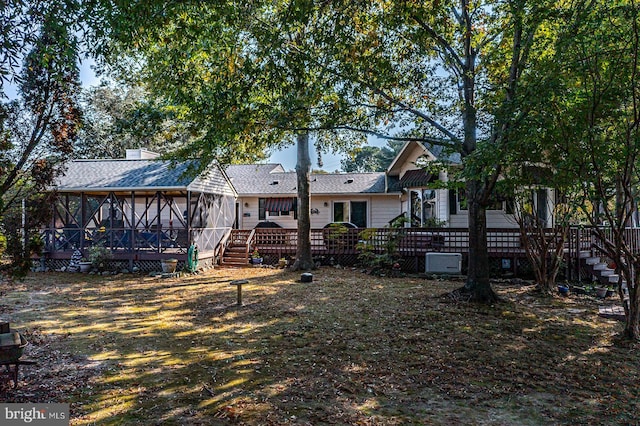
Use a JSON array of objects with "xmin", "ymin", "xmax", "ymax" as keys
[
  {"xmin": 268, "ymin": 144, "xmax": 341, "ymax": 172},
  {"xmin": 268, "ymin": 141, "xmax": 386, "ymax": 172}
]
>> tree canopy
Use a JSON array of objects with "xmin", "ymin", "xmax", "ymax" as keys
[
  {"xmin": 85, "ymin": 1, "xmax": 367, "ymax": 165},
  {"xmin": 341, "ymin": 140, "xmax": 404, "ymax": 173},
  {"xmin": 0, "ymin": 2, "xmax": 82, "ymax": 275},
  {"xmin": 84, "ymin": 0, "xmax": 640, "ymax": 312},
  {"xmin": 312, "ymin": 0, "xmax": 557, "ymax": 300},
  {"xmin": 85, "ymin": 1, "xmax": 375, "ymax": 269},
  {"xmin": 530, "ymin": 1, "xmax": 640, "ymax": 339},
  {"xmin": 77, "ymin": 83, "xmax": 196, "ymax": 159}
]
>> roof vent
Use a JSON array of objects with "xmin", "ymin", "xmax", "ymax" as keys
[
  {"xmin": 346, "ymin": 178, "xmax": 354, "ymax": 184},
  {"xmin": 271, "ymin": 180, "xmax": 279, "ymax": 185}
]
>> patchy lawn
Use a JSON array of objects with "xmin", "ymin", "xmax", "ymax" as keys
[{"xmin": 0, "ymin": 267, "xmax": 638, "ymax": 425}]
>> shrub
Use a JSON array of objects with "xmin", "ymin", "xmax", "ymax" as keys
[
  {"xmin": 87, "ymin": 244, "xmax": 112, "ymax": 271},
  {"xmin": 357, "ymin": 219, "xmax": 406, "ymax": 275},
  {"xmin": 421, "ymin": 217, "xmax": 447, "ymax": 228}
]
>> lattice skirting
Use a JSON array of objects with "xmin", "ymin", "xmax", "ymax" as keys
[
  {"xmin": 262, "ymin": 253, "xmax": 473, "ymax": 274},
  {"xmin": 43, "ymin": 258, "xmax": 214, "ymax": 274},
  {"xmin": 41, "ymin": 253, "xmax": 538, "ymax": 278}
]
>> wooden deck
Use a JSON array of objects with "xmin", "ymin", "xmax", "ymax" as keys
[
  {"xmin": 244, "ymin": 226, "xmax": 640, "ymax": 275},
  {"xmin": 41, "ymin": 224, "xmax": 640, "ymax": 275}
]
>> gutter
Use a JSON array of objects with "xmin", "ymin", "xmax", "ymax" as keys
[{"xmin": 53, "ymin": 186, "xmax": 189, "ymax": 192}]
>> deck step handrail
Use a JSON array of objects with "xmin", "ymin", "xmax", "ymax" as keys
[
  {"xmin": 245, "ymin": 229, "xmax": 256, "ymax": 259},
  {"xmin": 215, "ymin": 228, "xmax": 233, "ymax": 260}
]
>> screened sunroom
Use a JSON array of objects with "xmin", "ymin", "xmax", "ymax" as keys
[{"xmin": 42, "ymin": 153, "xmax": 237, "ymax": 271}]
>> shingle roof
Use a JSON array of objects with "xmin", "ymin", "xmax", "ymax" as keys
[
  {"xmin": 56, "ymin": 160, "xmax": 399, "ymax": 195},
  {"xmin": 387, "ymin": 176, "xmax": 402, "ymax": 192},
  {"xmin": 310, "ymin": 173, "xmax": 387, "ymax": 194},
  {"xmin": 426, "ymin": 144, "xmax": 461, "ymax": 164},
  {"xmin": 225, "ymin": 164, "xmax": 396, "ymax": 195},
  {"xmin": 225, "ymin": 164, "xmax": 293, "ymax": 194},
  {"xmin": 56, "ymin": 159, "xmax": 201, "ymax": 190}
]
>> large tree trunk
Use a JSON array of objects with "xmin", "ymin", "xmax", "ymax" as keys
[
  {"xmin": 460, "ymin": 17, "xmax": 497, "ymax": 302},
  {"xmin": 622, "ymin": 263, "xmax": 640, "ymax": 340},
  {"xmin": 464, "ymin": 179, "xmax": 498, "ymax": 302},
  {"xmin": 292, "ymin": 132, "xmax": 315, "ymax": 271},
  {"xmin": 460, "ymin": 0, "xmax": 497, "ymax": 303},
  {"xmin": 624, "ymin": 292, "xmax": 640, "ymax": 340}
]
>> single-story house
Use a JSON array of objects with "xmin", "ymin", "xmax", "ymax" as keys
[
  {"xmin": 41, "ymin": 142, "xmax": 557, "ymax": 271},
  {"xmin": 227, "ymin": 141, "xmax": 555, "ymax": 231},
  {"xmin": 225, "ymin": 164, "xmax": 403, "ymax": 229}
]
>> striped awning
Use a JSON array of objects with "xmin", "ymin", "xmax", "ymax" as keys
[
  {"xmin": 265, "ymin": 197, "xmax": 294, "ymax": 212},
  {"xmin": 400, "ymin": 169, "xmax": 436, "ymax": 188}
]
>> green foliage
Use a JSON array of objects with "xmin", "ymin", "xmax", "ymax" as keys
[
  {"xmin": 28, "ymin": 234, "xmax": 44, "ymax": 256},
  {"xmin": 87, "ymin": 244, "xmax": 112, "ymax": 270},
  {"xmin": 3, "ymin": 233, "xmax": 30, "ymax": 278},
  {"xmin": 77, "ymin": 84, "xmax": 194, "ymax": 159},
  {"xmin": 420, "ymin": 217, "xmax": 447, "ymax": 228},
  {"xmin": 0, "ymin": 233, "xmax": 6, "ymax": 257},
  {"xmin": 356, "ymin": 218, "xmax": 407, "ymax": 275},
  {"xmin": 0, "ymin": 5, "xmax": 81, "ymax": 214},
  {"xmin": 324, "ymin": 223, "xmax": 349, "ymax": 239},
  {"xmin": 0, "ymin": 192, "xmax": 53, "ymax": 278},
  {"xmin": 0, "ymin": 1, "xmax": 79, "ymax": 92},
  {"xmin": 323, "ymin": 223, "xmax": 354, "ymax": 251},
  {"xmin": 0, "ymin": 5, "xmax": 80, "ymax": 276},
  {"xmin": 84, "ymin": 1, "xmax": 371, "ymax": 170},
  {"xmin": 504, "ymin": 1, "xmax": 640, "ymax": 333},
  {"xmin": 341, "ymin": 140, "xmax": 404, "ymax": 172}
]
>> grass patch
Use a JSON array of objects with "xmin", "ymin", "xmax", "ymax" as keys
[{"xmin": 0, "ymin": 269, "xmax": 637, "ymax": 424}]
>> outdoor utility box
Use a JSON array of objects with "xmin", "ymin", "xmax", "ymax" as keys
[{"xmin": 425, "ymin": 253, "xmax": 462, "ymax": 274}]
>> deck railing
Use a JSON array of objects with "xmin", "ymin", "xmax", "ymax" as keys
[
  {"xmin": 251, "ymin": 227, "xmax": 528, "ymax": 256},
  {"xmin": 44, "ymin": 223, "xmax": 640, "ymax": 268},
  {"xmin": 566, "ymin": 226, "xmax": 640, "ymax": 257},
  {"xmin": 251, "ymin": 226, "xmax": 640, "ymax": 259}
]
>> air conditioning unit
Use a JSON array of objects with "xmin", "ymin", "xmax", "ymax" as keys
[{"xmin": 425, "ymin": 253, "xmax": 462, "ymax": 274}]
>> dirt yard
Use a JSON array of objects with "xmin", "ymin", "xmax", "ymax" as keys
[{"xmin": 0, "ymin": 267, "xmax": 637, "ymax": 425}]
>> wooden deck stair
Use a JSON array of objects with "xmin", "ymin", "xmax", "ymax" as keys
[
  {"xmin": 220, "ymin": 230, "xmax": 253, "ymax": 267},
  {"xmin": 580, "ymin": 251, "xmax": 630, "ymax": 303},
  {"xmin": 581, "ymin": 252, "xmax": 622, "ymax": 285}
]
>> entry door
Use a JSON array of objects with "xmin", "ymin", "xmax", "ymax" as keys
[{"xmin": 350, "ymin": 202, "xmax": 367, "ymax": 228}]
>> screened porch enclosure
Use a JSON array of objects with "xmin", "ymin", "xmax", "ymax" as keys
[
  {"xmin": 43, "ymin": 189, "xmax": 235, "ymax": 267},
  {"xmin": 42, "ymin": 157, "xmax": 237, "ymax": 270}
]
